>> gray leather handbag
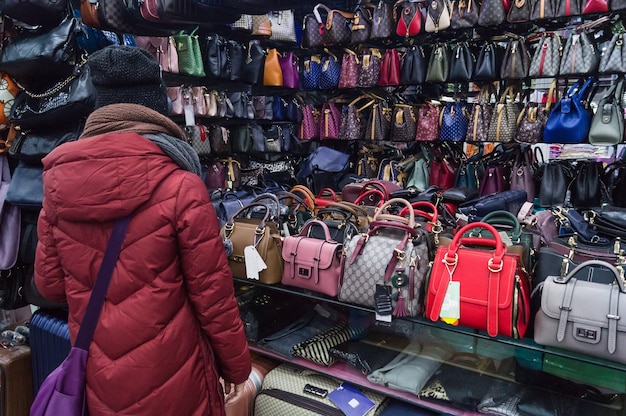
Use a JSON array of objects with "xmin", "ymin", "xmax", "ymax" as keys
[
  {"xmin": 588, "ymin": 78, "xmax": 624, "ymax": 146},
  {"xmin": 534, "ymin": 260, "xmax": 626, "ymax": 365}
]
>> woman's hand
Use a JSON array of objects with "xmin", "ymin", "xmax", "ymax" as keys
[{"xmin": 224, "ymin": 381, "xmax": 246, "ymax": 404}]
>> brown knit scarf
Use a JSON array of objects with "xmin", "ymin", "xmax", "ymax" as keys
[{"xmin": 80, "ymin": 103, "xmax": 185, "ymax": 140}]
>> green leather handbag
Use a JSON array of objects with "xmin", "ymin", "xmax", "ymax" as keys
[{"xmin": 172, "ymin": 28, "xmax": 205, "ymax": 77}]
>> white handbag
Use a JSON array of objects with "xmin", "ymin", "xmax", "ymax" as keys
[{"xmin": 268, "ymin": 10, "xmax": 297, "ymax": 43}]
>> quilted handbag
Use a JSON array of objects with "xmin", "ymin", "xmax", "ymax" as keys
[
  {"xmin": 302, "ymin": 55, "xmax": 322, "ymax": 90},
  {"xmin": 268, "ymin": 10, "xmax": 297, "ymax": 43},
  {"xmin": 487, "ymin": 86, "xmax": 522, "ymax": 143},
  {"xmin": 535, "ymin": 260, "xmax": 626, "ymax": 365},
  {"xmin": 425, "ymin": 222, "xmax": 531, "ymax": 338},
  {"xmin": 339, "ymin": 199, "xmax": 433, "ymax": 317},
  {"xmin": 589, "ymin": 78, "xmax": 624, "ymax": 145},
  {"xmin": 220, "ymin": 202, "xmax": 283, "ymax": 284},
  {"xmin": 528, "ymin": 32, "xmax": 562, "ymax": 78},
  {"xmin": 281, "ymin": 219, "xmax": 342, "ymax": 297},
  {"xmin": 319, "ymin": 53, "xmax": 342, "ymax": 90},
  {"xmin": 439, "ymin": 101, "xmax": 470, "ymax": 142},
  {"xmin": 544, "ymin": 77, "xmax": 595, "ymax": 144}
]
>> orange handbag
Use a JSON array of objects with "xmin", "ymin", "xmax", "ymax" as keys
[
  {"xmin": 263, "ymin": 48, "xmax": 283, "ymax": 87},
  {"xmin": 425, "ymin": 222, "xmax": 531, "ymax": 338}
]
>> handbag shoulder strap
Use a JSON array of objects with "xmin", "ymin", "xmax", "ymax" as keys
[{"xmin": 75, "ymin": 216, "xmax": 131, "ymax": 350}]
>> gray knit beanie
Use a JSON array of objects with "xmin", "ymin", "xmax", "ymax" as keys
[{"xmin": 87, "ymin": 45, "xmax": 169, "ymax": 114}]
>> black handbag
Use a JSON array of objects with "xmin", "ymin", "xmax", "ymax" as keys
[
  {"xmin": 5, "ymin": 161, "xmax": 44, "ymax": 209},
  {"xmin": 10, "ymin": 63, "xmax": 96, "ymax": 130},
  {"xmin": 0, "ymin": 263, "xmax": 29, "ymax": 310},
  {"xmin": 401, "ymin": 45, "xmax": 427, "ymax": 85},
  {"xmin": 351, "ymin": 4, "xmax": 373, "ymax": 44},
  {"xmin": 569, "ymin": 161, "xmax": 605, "ymax": 208},
  {"xmin": 204, "ymin": 34, "xmax": 228, "ymax": 80},
  {"xmin": 474, "ymin": 42, "xmax": 504, "ymax": 81},
  {"xmin": 539, "ymin": 160, "xmax": 574, "ymax": 208},
  {"xmin": 241, "ymin": 40, "xmax": 266, "ymax": 85},
  {"xmin": 370, "ymin": 0, "xmax": 394, "ymax": 40},
  {"xmin": 8, "ymin": 122, "xmax": 83, "ymax": 163},
  {"xmin": 0, "ymin": 0, "xmax": 67, "ymax": 27},
  {"xmin": 227, "ymin": 40, "xmax": 244, "ymax": 82},
  {"xmin": 0, "ymin": 17, "xmax": 81, "ymax": 89},
  {"xmin": 448, "ymin": 42, "xmax": 474, "ymax": 82}
]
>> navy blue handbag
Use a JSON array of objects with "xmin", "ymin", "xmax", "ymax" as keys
[{"xmin": 318, "ymin": 54, "xmax": 342, "ymax": 90}]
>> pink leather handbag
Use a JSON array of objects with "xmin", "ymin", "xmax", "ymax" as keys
[{"xmin": 281, "ymin": 219, "xmax": 343, "ymax": 297}]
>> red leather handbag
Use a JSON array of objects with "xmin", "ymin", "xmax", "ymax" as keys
[
  {"xmin": 379, "ymin": 48, "xmax": 401, "ymax": 86},
  {"xmin": 395, "ymin": 0, "xmax": 422, "ymax": 37},
  {"xmin": 425, "ymin": 222, "xmax": 531, "ymax": 338},
  {"xmin": 281, "ymin": 219, "xmax": 344, "ymax": 296},
  {"xmin": 582, "ymin": 0, "xmax": 608, "ymax": 13}
]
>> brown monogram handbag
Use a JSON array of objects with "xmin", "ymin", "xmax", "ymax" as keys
[
  {"xmin": 415, "ymin": 102, "xmax": 441, "ymax": 142},
  {"xmin": 487, "ymin": 86, "xmax": 522, "ymax": 143}
]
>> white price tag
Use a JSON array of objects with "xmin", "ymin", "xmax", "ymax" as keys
[
  {"xmin": 183, "ymin": 101, "xmax": 196, "ymax": 126},
  {"xmin": 244, "ymin": 245, "xmax": 266, "ymax": 280},
  {"xmin": 440, "ymin": 281, "xmax": 460, "ymax": 324}
]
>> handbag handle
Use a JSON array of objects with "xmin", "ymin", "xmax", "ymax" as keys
[
  {"xmin": 556, "ymin": 260, "xmax": 626, "ymax": 292},
  {"xmin": 325, "ymin": 201, "xmax": 371, "ymax": 229},
  {"xmin": 373, "ymin": 197, "xmax": 416, "ymax": 228},
  {"xmin": 225, "ymin": 202, "xmax": 271, "ymax": 229},
  {"xmin": 398, "ymin": 201, "xmax": 439, "ymax": 224},
  {"xmin": 317, "ymin": 188, "xmax": 338, "ymax": 202},
  {"xmin": 313, "ymin": 3, "xmax": 332, "ymax": 23},
  {"xmin": 276, "ymin": 191, "xmax": 314, "ymax": 213},
  {"xmin": 446, "ymin": 222, "xmax": 505, "ymax": 268},
  {"xmin": 354, "ymin": 189, "xmax": 386, "ymax": 207},
  {"xmin": 480, "ymin": 210, "xmax": 522, "ymax": 242},
  {"xmin": 299, "ymin": 219, "xmax": 336, "ymax": 242},
  {"xmin": 290, "ymin": 184, "xmax": 317, "ymax": 209}
]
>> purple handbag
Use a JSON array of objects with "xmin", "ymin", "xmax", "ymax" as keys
[
  {"xmin": 30, "ymin": 216, "xmax": 131, "ymax": 416},
  {"xmin": 278, "ymin": 51, "xmax": 300, "ymax": 89},
  {"xmin": 0, "ymin": 154, "xmax": 20, "ymax": 270}
]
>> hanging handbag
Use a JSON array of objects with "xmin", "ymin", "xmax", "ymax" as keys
[
  {"xmin": 241, "ymin": 40, "xmax": 266, "ymax": 85},
  {"xmin": 474, "ymin": 42, "xmax": 505, "ymax": 81},
  {"xmin": 339, "ymin": 199, "xmax": 432, "ymax": 317},
  {"xmin": 340, "ymin": 96, "xmax": 372, "ymax": 141},
  {"xmin": 30, "ymin": 216, "xmax": 130, "ymax": 416},
  {"xmin": 599, "ymin": 29, "xmax": 626, "ymax": 74},
  {"xmin": 338, "ymin": 50, "xmax": 359, "ymax": 89},
  {"xmin": 172, "ymin": 29, "xmax": 205, "ymax": 77},
  {"xmin": 569, "ymin": 161, "xmax": 604, "ymax": 208},
  {"xmin": 501, "ymin": 35, "xmax": 531, "ymax": 79},
  {"xmin": 204, "ymin": 34, "xmax": 227, "ymax": 80},
  {"xmin": 9, "ymin": 122, "xmax": 81, "ymax": 163},
  {"xmin": 538, "ymin": 160, "xmax": 573, "ymax": 207},
  {"xmin": 268, "ymin": 10, "xmax": 297, "ymax": 43},
  {"xmin": 227, "ymin": 40, "xmax": 244, "ymax": 82},
  {"xmin": 370, "ymin": 0, "xmax": 395, "ymax": 40},
  {"xmin": 0, "ymin": 154, "xmax": 20, "ymax": 270},
  {"xmin": 301, "ymin": 13, "xmax": 324, "ymax": 49},
  {"xmin": 221, "ymin": 202, "xmax": 283, "ymax": 284},
  {"xmin": 319, "ymin": 102, "xmax": 342, "ymax": 140},
  {"xmin": 319, "ymin": 53, "xmax": 342, "ymax": 90},
  {"xmin": 534, "ymin": 260, "xmax": 626, "ymax": 365},
  {"xmin": 391, "ymin": 104, "xmax": 417, "ymax": 142},
  {"xmin": 263, "ymin": 48, "xmax": 283, "ymax": 86},
  {"xmin": 0, "ymin": 17, "xmax": 81, "ymax": 88},
  {"xmin": 487, "ymin": 86, "xmax": 522, "ymax": 143},
  {"xmin": 208, "ymin": 125, "xmax": 230, "ymax": 155},
  {"xmin": 425, "ymin": 43, "xmax": 450, "ymax": 83},
  {"xmin": 358, "ymin": 48, "xmax": 382, "ymax": 87},
  {"xmin": 415, "ymin": 102, "xmax": 441, "ymax": 141},
  {"xmin": 451, "ymin": 0, "xmax": 479, "ymax": 28},
  {"xmin": 448, "ymin": 42, "xmax": 475, "ymax": 82},
  {"xmin": 281, "ymin": 219, "xmax": 343, "ymax": 297},
  {"xmin": 510, "ymin": 147, "xmax": 536, "ymax": 202},
  {"xmin": 278, "ymin": 51, "xmax": 300, "ymax": 89},
  {"xmin": 313, "ymin": 4, "xmax": 354, "ymax": 47},
  {"xmin": 425, "ymin": 0, "xmax": 452, "ymax": 33},
  {"xmin": 425, "ymin": 222, "xmax": 531, "ymax": 338},
  {"xmin": 559, "ymin": 21, "xmax": 603, "ymax": 76},
  {"xmin": 1, "ymin": 0, "xmax": 66, "ymax": 27},
  {"xmin": 466, "ymin": 85, "xmax": 494, "ymax": 143},
  {"xmin": 439, "ymin": 101, "xmax": 470, "ymax": 142},
  {"xmin": 544, "ymin": 77, "xmax": 595, "ymax": 144},
  {"xmin": 582, "ymin": 0, "xmax": 609, "ymax": 12},
  {"xmin": 507, "ymin": 0, "xmax": 531, "ymax": 22},
  {"xmin": 479, "ymin": 163, "xmax": 510, "ymax": 196},
  {"xmin": 478, "ymin": 0, "xmax": 506, "ymax": 26},
  {"xmin": 557, "ymin": 0, "xmax": 583, "ymax": 14},
  {"xmin": 515, "ymin": 79, "xmax": 558, "ymax": 144},
  {"xmin": 589, "ymin": 77, "xmax": 625, "ymax": 145},
  {"xmin": 531, "ymin": 0, "xmax": 557, "ymax": 19},
  {"xmin": 10, "ymin": 63, "xmax": 96, "ymax": 130},
  {"xmin": 528, "ymin": 32, "xmax": 562, "ymax": 78},
  {"xmin": 379, "ymin": 48, "xmax": 401, "ymax": 86},
  {"xmin": 401, "ymin": 45, "xmax": 427, "ymax": 85},
  {"xmin": 352, "ymin": 4, "xmax": 373, "ymax": 44},
  {"xmin": 364, "ymin": 100, "xmax": 392, "ymax": 141},
  {"xmin": 302, "ymin": 55, "xmax": 322, "ymax": 90},
  {"xmin": 183, "ymin": 124, "xmax": 211, "ymax": 157},
  {"xmin": 298, "ymin": 104, "xmax": 321, "ymax": 140},
  {"xmin": 395, "ymin": 0, "xmax": 422, "ymax": 37}
]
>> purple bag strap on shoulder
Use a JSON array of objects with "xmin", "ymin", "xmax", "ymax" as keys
[{"xmin": 74, "ymin": 215, "xmax": 131, "ymax": 350}]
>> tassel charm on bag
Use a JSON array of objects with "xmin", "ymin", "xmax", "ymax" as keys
[{"xmin": 392, "ymin": 268, "xmax": 409, "ymax": 317}]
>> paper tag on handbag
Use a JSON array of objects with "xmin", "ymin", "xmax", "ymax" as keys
[
  {"xmin": 440, "ymin": 281, "xmax": 460, "ymax": 325},
  {"xmin": 184, "ymin": 101, "xmax": 196, "ymax": 126},
  {"xmin": 498, "ymin": 231, "xmax": 513, "ymax": 247},
  {"xmin": 244, "ymin": 245, "xmax": 266, "ymax": 280}
]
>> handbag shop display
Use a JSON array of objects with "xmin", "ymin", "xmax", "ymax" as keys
[{"xmin": 3, "ymin": 0, "xmax": 626, "ymax": 415}]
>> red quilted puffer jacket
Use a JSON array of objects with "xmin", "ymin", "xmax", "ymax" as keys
[{"xmin": 35, "ymin": 130, "xmax": 250, "ymax": 416}]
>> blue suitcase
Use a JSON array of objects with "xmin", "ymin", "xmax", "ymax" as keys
[{"xmin": 29, "ymin": 308, "xmax": 71, "ymax": 393}]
